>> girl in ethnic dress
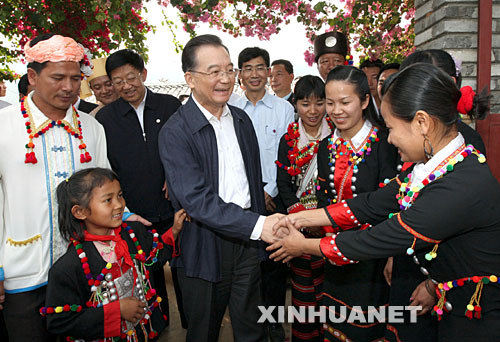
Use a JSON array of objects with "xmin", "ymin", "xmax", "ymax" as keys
[
  {"xmin": 269, "ymin": 63, "xmax": 499, "ymax": 342},
  {"xmin": 43, "ymin": 168, "xmax": 186, "ymax": 341},
  {"xmin": 276, "ymin": 75, "xmax": 333, "ymax": 342},
  {"xmin": 315, "ymin": 66, "xmax": 399, "ymax": 342}
]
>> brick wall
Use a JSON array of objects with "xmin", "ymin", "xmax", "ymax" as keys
[{"xmin": 414, "ymin": 0, "xmax": 500, "ymax": 113}]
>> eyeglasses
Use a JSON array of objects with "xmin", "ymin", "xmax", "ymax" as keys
[
  {"xmin": 112, "ymin": 73, "xmax": 142, "ymax": 88},
  {"xmin": 189, "ymin": 69, "xmax": 237, "ymax": 80},
  {"xmin": 240, "ymin": 65, "xmax": 268, "ymax": 75}
]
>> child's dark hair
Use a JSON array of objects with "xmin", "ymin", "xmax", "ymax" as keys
[
  {"xmin": 383, "ymin": 63, "xmax": 490, "ymax": 126},
  {"xmin": 294, "ymin": 75, "xmax": 325, "ymax": 103},
  {"xmin": 56, "ymin": 168, "xmax": 120, "ymax": 241},
  {"xmin": 326, "ymin": 65, "xmax": 385, "ymax": 129}
]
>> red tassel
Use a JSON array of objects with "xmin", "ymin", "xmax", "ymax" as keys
[
  {"xmin": 465, "ymin": 310, "xmax": 473, "ymax": 320},
  {"xmin": 474, "ymin": 306, "xmax": 482, "ymax": 319},
  {"xmin": 80, "ymin": 154, "xmax": 86, "ymax": 163}
]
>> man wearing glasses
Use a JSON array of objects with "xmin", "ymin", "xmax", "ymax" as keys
[
  {"xmin": 95, "ymin": 49, "xmax": 181, "ymax": 327},
  {"xmin": 159, "ymin": 34, "xmax": 283, "ymax": 341},
  {"xmin": 229, "ymin": 47, "xmax": 294, "ymax": 342}
]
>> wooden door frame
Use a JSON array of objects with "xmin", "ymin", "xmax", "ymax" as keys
[{"xmin": 476, "ymin": 0, "xmax": 500, "ymax": 181}]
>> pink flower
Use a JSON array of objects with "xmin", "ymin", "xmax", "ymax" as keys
[
  {"xmin": 304, "ymin": 50, "xmax": 315, "ymax": 66},
  {"xmin": 199, "ymin": 12, "xmax": 210, "ymax": 23},
  {"xmin": 113, "ymin": 14, "xmax": 121, "ymax": 20}
]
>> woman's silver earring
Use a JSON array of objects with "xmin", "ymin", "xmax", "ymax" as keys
[{"xmin": 423, "ymin": 134, "xmax": 434, "ymax": 160}]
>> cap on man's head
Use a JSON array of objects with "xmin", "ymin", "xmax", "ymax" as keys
[
  {"xmin": 313, "ymin": 31, "xmax": 348, "ymax": 63},
  {"xmin": 80, "ymin": 57, "xmax": 108, "ymax": 99},
  {"xmin": 24, "ymin": 34, "xmax": 93, "ymax": 77},
  {"xmin": 86, "ymin": 58, "xmax": 107, "ymax": 83}
]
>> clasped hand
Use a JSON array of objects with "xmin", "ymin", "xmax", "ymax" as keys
[{"xmin": 262, "ymin": 215, "xmax": 308, "ymax": 263}]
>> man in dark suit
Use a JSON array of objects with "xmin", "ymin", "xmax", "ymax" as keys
[
  {"xmin": 95, "ymin": 49, "xmax": 182, "ymax": 328},
  {"xmin": 159, "ymin": 34, "xmax": 283, "ymax": 342},
  {"xmin": 76, "ymin": 97, "xmax": 98, "ymax": 113}
]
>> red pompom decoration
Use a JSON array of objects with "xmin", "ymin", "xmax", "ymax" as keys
[{"xmin": 457, "ymin": 86, "xmax": 475, "ymax": 114}]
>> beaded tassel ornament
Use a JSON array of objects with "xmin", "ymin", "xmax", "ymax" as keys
[{"xmin": 20, "ymin": 96, "xmax": 92, "ymax": 164}]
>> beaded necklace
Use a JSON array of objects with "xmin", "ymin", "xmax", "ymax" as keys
[
  {"xmin": 326, "ymin": 126, "xmax": 379, "ymax": 203},
  {"xmin": 40, "ymin": 223, "xmax": 164, "ymax": 341},
  {"xmin": 20, "ymin": 96, "xmax": 92, "ymax": 164},
  {"xmin": 276, "ymin": 120, "xmax": 333, "ymax": 177}
]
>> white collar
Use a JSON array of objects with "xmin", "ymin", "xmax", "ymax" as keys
[
  {"xmin": 410, "ymin": 133, "xmax": 465, "ymax": 186},
  {"xmin": 192, "ymin": 94, "xmax": 231, "ymax": 122},
  {"xmin": 74, "ymin": 97, "xmax": 81, "ymax": 109},
  {"xmin": 332, "ymin": 120, "xmax": 373, "ymax": 150},
  {"xmin": 283, "ymin": 92, "xmax": 293, "ymax": 101},
  {"xmin": 130, "ymin": 87, "xmax": 147, "ymax": 110},
  {"xmin": 27, "ymin": 92, "xmax": 76, "ymax": 128}
]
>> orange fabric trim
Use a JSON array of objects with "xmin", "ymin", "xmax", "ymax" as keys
[
  {"xmin": 397, "ymin": 214, "xmax": 441, "ymax": 244},
  {"xmin": 322, "ymin": 292, "xmax": 389, "ymax": 314}
]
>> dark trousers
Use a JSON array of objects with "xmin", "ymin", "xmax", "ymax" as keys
[
  {"xmin": 261, "ymin": 258, "xmax": 288, "ymax": 320},
  {"xmin": 262, "ymin": 196, "xmax": 288, "ymax": 322},
  {"xmin": 3, "ymin": 286, "xmax": 56, "ymax": 342},
  {"xmin": 177, "ymin": 237, "xmax": 266, "ymax": 342}
]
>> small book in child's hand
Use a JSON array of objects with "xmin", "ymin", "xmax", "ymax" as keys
[{"xmin": 111, "ymin": 261, "xmax": 148, "ymax": 332}]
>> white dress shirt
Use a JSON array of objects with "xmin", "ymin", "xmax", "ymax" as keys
[
  {"xmin": 192, "ymin": 95, "xmax": 265, "ymax": 239},
  {"xmin": 229, "ymin": 90, "xmax": 294, "ymax": 198},
  {"xmin": 131, "ymin": 88, "xmax": 148, "ymax": 138}
]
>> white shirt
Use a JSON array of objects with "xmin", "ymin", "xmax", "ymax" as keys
[
  {"xmin": 0, "ymin": 93, "xmax": 109, "ymax": 292},
  {"xmin": 229, "ymin": 90, "xmax": 294, "ymax": 198},
  {"xmin": 192, "ymin": 95, "xmax": 265, "ymax": 240},
  {"xmin": 131, "ymin": 88, "xmax": 148, "ymax": 135}
]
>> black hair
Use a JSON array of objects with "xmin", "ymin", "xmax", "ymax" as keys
[
  {"xmin": 18, "ymin": 74, "xmax": 30, "ymax": 97},
  {"xmin": 401, "ymin": 49, "xmax": 456, "ymax": 77},
  {"xmin": 26, "ymin": 34, "xmax": 56, "ymax": 74},
  {"xmin": 326, "ymin": 65, "xmax": 385, "ymax": 128},
  {"xmin": 271, "ymin": 59, "xmax": 294, "ymax": 74},
  {"xmin": 359, "ymin": 59, "xmax": 384, "ymax": 70},
  {"xmin": 181, "ymin": 34, "xmax": 230, "ymax": 73},
  {"xmin": 238, "ymin": 47, "xmax": 270, "ymax": 69},
  {"xmin": 294, "ymin": 75, "xmax": 325, "ymax": 102},
  {"xmin": 106, "ymin": 49, "xmax": 145, "ymax": 77},
  {"xmin": 56, "ymin": 168, "xmax": 120, "ymax": 241},
  {"xmin": 377, "ymin": 63, "xmax": 400, "ymax": 81},
  {"xmin": 384, "ymin": 63, "xmax": 490, "ymax": 127},
  {"xmin": 401, "ymin": 49, "xmax": 468, "ymax": 94}
]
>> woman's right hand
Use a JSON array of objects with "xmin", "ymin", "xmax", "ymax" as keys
[
  {"xmin": 120, "ymin": 297, "xmax": 146, "ymax": 323},
  {"xmin": 384, "ymin": 257, "xmax": 393, "ymax": 286}
]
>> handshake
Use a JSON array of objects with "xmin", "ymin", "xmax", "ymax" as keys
[{"xmin": 260, "ymin": 213, "xmax": 322, "ymax": 263}]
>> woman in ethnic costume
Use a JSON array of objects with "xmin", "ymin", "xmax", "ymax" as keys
[
  {"xmin": 276, "ymin": 75, "xmax": 333, "ymax": 342},
  {"xmin": 313, "ymin": 66, "xmax": 400, "ymax": 342},
  {"xmin": 269, "ymin": 63, "xmax": 499, "ymax": 342}
]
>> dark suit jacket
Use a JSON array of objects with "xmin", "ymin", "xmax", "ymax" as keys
[
  {"xmin": 96, "ymin": 89, "xmax": 181, "ymax": 224},
  {"xmin": 158, "ymin": 97, "xmax": 266, "ymax": 282},
  {"xmin": 78, "ymin": 99, "xmax": 98, "ymax": 114}
]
